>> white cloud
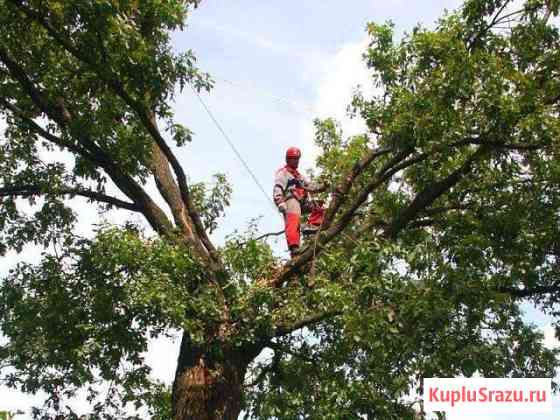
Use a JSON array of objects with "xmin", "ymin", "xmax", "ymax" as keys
[
  {"xmin": 191, "ymin": 17, "xmax": 309, "ymax": 59},
  {"xmin": 311, "ymin": 37, "xmax": 375, "ymax": 127},
  {"xmin": 301, "ymin": 36, "xmax": 377, "ymax": 168}
]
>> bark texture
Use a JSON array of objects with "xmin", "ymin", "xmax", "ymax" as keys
[{"xmin": 172, "ymin": 333, "xmax": 256, "ymax": 420}]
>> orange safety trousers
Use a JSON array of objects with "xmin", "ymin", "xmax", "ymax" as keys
[{"xmin": 284, "ymin": 198, "xmax": 324, "ymax": 248}]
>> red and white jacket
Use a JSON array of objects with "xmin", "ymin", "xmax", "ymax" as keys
[{"xmin": 273, "ymin": 165, "xmax": 318, "ymax": 206}]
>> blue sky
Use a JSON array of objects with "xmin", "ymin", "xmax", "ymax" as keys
[{"xmin": 1, "ymin": 1, "xmax": 559, "ymax": 418}]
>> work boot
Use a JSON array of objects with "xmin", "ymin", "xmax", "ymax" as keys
[{"xmin": 301, "ymin": 223, "xmax": 320, "ymax": 236}]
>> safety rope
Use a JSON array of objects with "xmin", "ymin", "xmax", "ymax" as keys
[
  {"xmin": 190, "ymin": 81, "xmax": 334, "ymax": 261},
  {"xmin": 308, "ymin": 222, "xmax": 322, "ymax": 288},
  {"xmin": 189, "ymin": 84, "xmax": 279, "ymax": 214}
]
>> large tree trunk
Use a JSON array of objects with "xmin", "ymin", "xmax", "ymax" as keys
[{"xmin": 172, "ymin": 332, "xmax": 257, "ymax": 420}]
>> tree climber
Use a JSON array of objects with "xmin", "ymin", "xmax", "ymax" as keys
[{"xmin": 273, "ymin": 147, "xmax": 326, "ymax": 257}]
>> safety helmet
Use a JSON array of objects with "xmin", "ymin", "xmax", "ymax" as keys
[{"xmin": 285, "ymin": 147, "xmax": 301, "ymax": 160}]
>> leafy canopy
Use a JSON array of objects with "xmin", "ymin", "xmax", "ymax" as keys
[{"xmin": 0, "ymin": 0, "xmax": 560, "ymax": 418}]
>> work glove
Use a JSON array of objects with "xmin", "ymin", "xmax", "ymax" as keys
[{"xmin": 278, "ymin": 202, "xmax": 287, "ymax": 213}]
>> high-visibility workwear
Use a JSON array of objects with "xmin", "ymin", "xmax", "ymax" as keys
[{"xmin": 273, "ymin": 163, "xmax": 324, "ymax": 251}]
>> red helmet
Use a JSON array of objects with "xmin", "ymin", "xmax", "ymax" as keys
[{"xmin": 286, "ymin": 147, "xmax": 301, "ymax": 160}]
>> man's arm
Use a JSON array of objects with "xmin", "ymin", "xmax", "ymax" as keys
[
  {"xmin": 303, "ymin": 175, "xmax": 326, "ymax": 194},
  {"xmin": 273, "ymin": 169, "xmax": 288, "ymax": 211}
]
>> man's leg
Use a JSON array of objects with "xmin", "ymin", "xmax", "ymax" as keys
[{"xmin": 284, "ymin": 198, "xmax": 301, "ymax": 255}]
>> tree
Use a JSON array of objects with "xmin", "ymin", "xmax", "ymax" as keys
[{"xmin": 0, "ymin": 0, "xmax": 559, "ymax": 418}]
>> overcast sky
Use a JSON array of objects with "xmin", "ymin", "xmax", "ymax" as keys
[{"xmin": 0, "ymin": 1, "xmax": 559, "ymax": 418}]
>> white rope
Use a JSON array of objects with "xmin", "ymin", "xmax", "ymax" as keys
[{"xmin": 190, "ymin": 84, "xmax": 279, "ymax": 214}]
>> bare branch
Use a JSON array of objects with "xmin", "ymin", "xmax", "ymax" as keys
[
  {"xmin": 402, "ymin": 204, "xmax": 474, "ymax": 230},
  {"xmin": 238, "ymin": 230, "xmax": 285, "ymax": 246},
  {"xmin": 492, "ymin": 8, "xmax": 526, "ymax": 25},
  {"xmin": 327, "ymin": 152, "xmax": 430, "ymax": 234},
  {"xmin": 468, "ymin": 2, "xmax": 516, "ymax": 50},
  {"xmin": 254, "ymin": 230, "xmax": 285, "ymax": 242},
  {"xmin": 489, "ymin": 1, "xmax": 515, "ymax": 28},
  {"xmin": 0, "ymin": 185, "xmax": 140, "ymax": 211}
]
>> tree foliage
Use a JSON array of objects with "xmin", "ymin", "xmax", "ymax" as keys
[{"xmin": 1, "ymin": 0, "xmax": 560, "ymax": 419}]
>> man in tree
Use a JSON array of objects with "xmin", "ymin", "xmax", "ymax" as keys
[
  {"xmin": 0, "ymin": 0, "xmax": 559, "ymax": 419},
  {"xmin": 273, "ymin": 147, "xmax": 326, "ymax": 257}
]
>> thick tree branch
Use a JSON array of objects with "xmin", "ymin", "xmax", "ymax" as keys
[
  {"xmin": 268, "ymin": 137, "xmax": 492, "ymax": 287},
  {"xmin": 321, "ymin": 146, "xmax": 393, "ymax": 229},
  {"xmin": 384, "ymin": 147, "xmax": 488, "ymax": 239},
  {"xmin": 6, "ymin": 0, "xmax": 220, "ymax": 267},
  {"xmin": 324, "ymin": 152, "xmax": 430, "ymax": 238},
  {"xmin": 0, "ymin": 184, "xmax": 140, "ymax": 211},
  {"xmin": 0, "ymin": 44, "xmax": 173, "ymax": 235},
  {"xmin": 149, "ymin": 137, "xmax": 213, "ymax": 266},
  {"xmin": 266, "ymin": 151, "xmax": 430, "ymax": 288},
  {"xmin": 130, "ymin": 11, "xmax": 206, "ymax": 258}
]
